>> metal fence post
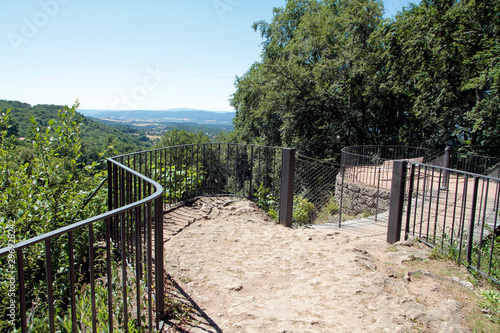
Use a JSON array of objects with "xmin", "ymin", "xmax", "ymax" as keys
[
  {"xmin": 279, "ymin": 149, "xmax": 296, "ymax": 227},
  {"xmin": 443, "ymin": 146, "xmax": 451, "ymax": 190},
  {"xmin": 387, "ymin": 160, "xmax": 408, "ymax": 244}
]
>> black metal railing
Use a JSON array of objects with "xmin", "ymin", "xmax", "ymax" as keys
[
  {"xmin": 0, "ymin": 157, "xmax": 164, "ymax": 332},
  {"xmin": 387, "ymin": 160, "xmax": 500, "ymax": 284},
  {"xmin": 337, "ymin": 146, "xmax": 433, "ymax": 226},
  {"xmin": 427, "ymin": 147, "xmax": 500, "ymax": 176},
  {"xmin": 0, "ymin": 143, "xmax": 296, "ymax": 332},
  {"xmin": 113, "ymin": 144, "xmax": 289, "ymax": 212}
]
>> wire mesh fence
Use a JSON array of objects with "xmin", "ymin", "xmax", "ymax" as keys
[{"xmin": 293, "ymin": 154, "xmax": 340, "ymax": 226}]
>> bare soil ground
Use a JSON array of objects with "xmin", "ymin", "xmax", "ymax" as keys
[{"xmin": 160, "ymin": 197, "xmax": 491, "ymax": 333}]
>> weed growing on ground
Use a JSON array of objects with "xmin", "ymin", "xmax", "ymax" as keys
[{"xmin": 478, "ymin": 289, "xmax": 500, "ymax": 325}]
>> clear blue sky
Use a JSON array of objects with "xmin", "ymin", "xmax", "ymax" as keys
[{"xmin": 0, "ymin": 0, "xmax": 413, "ymax": 112}]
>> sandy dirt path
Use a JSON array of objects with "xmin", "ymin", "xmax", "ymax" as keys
[{"xmin": 162, "ymin": 197, "xmax": 474, "ymax": 332}]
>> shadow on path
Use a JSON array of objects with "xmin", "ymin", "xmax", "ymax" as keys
[{"xmin": 163, "ymin": 274, "xmax": 223, "ymax": 333}]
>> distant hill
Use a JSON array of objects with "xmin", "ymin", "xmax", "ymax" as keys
[
  {"xmin": 79, "ymin": 109, "xmax": 236, "ymax": 124},
  {"xmin": 0, "ymin": 99, "xmax": 152, "ymax": 162}
]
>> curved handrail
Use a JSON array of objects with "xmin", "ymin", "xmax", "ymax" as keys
[
  {"xmin": 0, "ymin": 157, "xmax": 163, "ymax": 255},
  {"xmin": 341, "ymin": 145, "xmax": 434, "ymax": 163}
]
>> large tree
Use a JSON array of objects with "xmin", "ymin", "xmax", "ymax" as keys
[
  {"xmin": 231, "ymin": 0, "xmax": 500, "ymax": 158},
  {"xmin": 231, "ymin": 0, "xmax": 391, "ymax": 158},
  {"xmin": 384, "ymin": 0, "xmax": 500, "ymax": 154}
]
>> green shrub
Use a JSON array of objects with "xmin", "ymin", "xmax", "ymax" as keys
[
  {"xmin": 293, "ymin": 195, "xmax": 315, "ymax": 225},
  {"xmin": 0, "ymin": 103, "xmax": 108, "ymax": 330},
  {"xmin": 254, "ymin": 184, "xmax": 278, "ymax": 219}
]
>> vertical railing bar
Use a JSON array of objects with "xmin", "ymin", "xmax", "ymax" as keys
[
  {"xmin": 405, "ymin": 163, "xmax": 415, "ymax": 240},
  {"xmin": 235, "ymin": 145, "xmax": 238, "ymax": 196},
  {"xmin": 218, "ymin": 144, "xmax": 222, "ymax": 194},
  {"xmin": 127, "ymin": 171, "xmax": 132, "ymax": 261},
  {"xmin": 488, "ymin": 181, "xmax": 500, "ymax": 274},
  {"xmin": 432, "ymin": 169, "xmax": 443, "ymax": 243},
  {"xmin": 264, "ymin": 148, "xmax": 269, "ymax": 188},
  {"xmin": 88, "ymin": 224, "xmax": 97, "ymax": 333},
  {"xmin": 174, "ymin": 147, "xmax": 178, "ymax": 202},
  {"xmin": 135, "ymin": 205, "xmax": 142, "ymax": 328},
  {"xmin": 191, "ymin": 146, "xmax": 195, "ymax": 198},
  {"xmin": 425, "ymin": 167, "xmax": 435, "ymax": 241},
  {"xmin": 155, "ymin": 194, "xmax": 165, "ymax": 329},
  {"xmin": 45, "ymin": 239, "xmax": 55, "ymax": 333},
  {"xmin": 339, "ymin": 164, "xmax": 345, "ymax": 228},
  {"xmin": 494, "ymin": 174, "xmax": 499, "ymax": 212},
  {"xmin": 418, "ymin": 166, "xmax": 427, "ymax": 237},
  {"xmin": 257, "ymin": 147, "xmax": 261, "ymax": 188},
  {"xmin": 196, "ymin": 145, "xmax": 200, "ymax": 197},
  {"xmin": 106, "ymin": 217, "xmax": 114, "ymax": 333},
  {"xmin": 169, "ymin": 147, "xmax": 173, "ymax": 205},
  {"xmin": 142, "ymin": 178, "xmax": 148, "ymax": 265},
  {"xmin": 450, "ymin": 171, "xmax": 460, "ymax": 251},
  {"xmin": 476, "ymin": 179, "xmax": 490, "ymax": 270},
  {"xmin": 164, "ymin": 148, "xmax": 168, "ymax": 201},
  {"xmin": 249, "ymin": 146, "xmax": 254, "ymax": 200},
  {"xmin": 477, "ymin": 177, "xmax": 486, "ymax": 227},
  {"xmin": 209, "ymin": 144, "xmax": 213, "ymax": 195},
  {"xmin": 375, "ymin": 159, "xmax": 381, "ymax": 223},
  {"xmin": 68, "ymin": 231, "xmax": 77, "ymax": 332},
  {"xmin": 108, "ymin": 159, "xmax": 113, "ymax": 218},
  {"xmin": 457, "ymin": 176, "xmax": 469, "ymax": 261},
  {"xmin": 226, "ymin": 144, "xmax": 231, "ymax": 194},
  {"xmin": 441, "ymin": 169, "xmax": 451, "ymax": 250},
  {"xmin": 147, "ymin": 201, "xmax": 153, "ymax": 331},
  {"xmin": 121, "ymin": 211, "xmax": 129, "ymax": 332},
  {"xmin": 273, "ymin": 148, "xmax": 278, "ymax": 198},
  {"xmin": 120, "ymin": 166, "xmax": 126, "ymax": 246},
  {"xmin": 17, "ymin": 249, "xmax": 27, "ymax": 333},
  {"xmin": 412, "ymin": 163, "xmax": 420, "ymax": 236},
  {"xmin": 182, "ymin": 146, "xmax": 186, "ymax": 200},
  {"xmin": 202, "ymin": 145, "xmax": 206, "ymax": 195},
  {"xmin": 149, "ymin": 150, "xmax": 153, "ymax": 180},
  {"xmin": 242, "ymin": 145, "xmax": 247, "ymax": 197},
  {"xmin": 113, "ymin": 163, "xmax": 119, "ymax": 245},
  {"xmin": 466, "ymin": 177, "xmax": 480, "ymax": 264}
]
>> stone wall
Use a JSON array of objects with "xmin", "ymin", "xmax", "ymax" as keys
[{"xmin": 335, "ymin": 175, "xmax": 391, "ymax": 216}]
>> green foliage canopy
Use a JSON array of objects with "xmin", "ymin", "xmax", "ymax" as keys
[{"xmin": 230, "ymin": 0, "xmax": 500, "ymax": 158}]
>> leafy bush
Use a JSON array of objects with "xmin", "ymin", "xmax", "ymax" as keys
[
  {"xmin": 152, "ymin": 162, "xmax": 204, "ymax": 203},
  {"xmin": 57, "ymin": 259, "xmax": 147, "ymax": 333},
  {"xmin": 0, "ymin": 103, "xmax": 108, "ymax": 330},
  {"xmin": 254, "ymin": 184, "xmax": 278, "ymax": 219},
  {"xmin": 315, "ymin": 194, "xmax": 339, "ymax": 223},
  {"xmin": 293, "ymin": 195, "xmax": 315, "ymax": 225}
]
